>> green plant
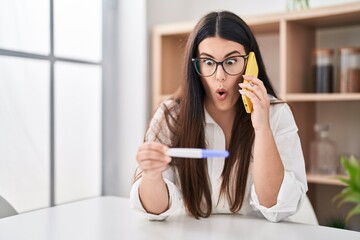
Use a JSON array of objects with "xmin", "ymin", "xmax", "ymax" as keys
[
  {"xmin": 286, "ymin": 0, "xmax": 309, "ymax": 11},
  {"xmin": 333, "ymin": 155, "xmax": 360, "ymax": 222},
  {"xmin": 326, "ymin": 216, "xmax": 347, "ymax": 229}
]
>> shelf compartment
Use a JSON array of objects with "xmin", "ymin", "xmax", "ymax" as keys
[
  {"xmin": 307, "ymin": 173, "xmax": 346, "ymax": 186},
  {"xmin": 152, "ymin": 25, "xmax": 190, "ymax": 110},
  {"xmin": 284, "ymin": 3, "xmax": 360, "ymax": 95}
]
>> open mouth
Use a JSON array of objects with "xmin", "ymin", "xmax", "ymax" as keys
[{"xmin": 216, "ymin": 88, "xmax": 228, "ymax": 100}]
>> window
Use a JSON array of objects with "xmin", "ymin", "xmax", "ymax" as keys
[{"xmin": 0, "ymin": 0, "xmax": 102, "ymax": 212}]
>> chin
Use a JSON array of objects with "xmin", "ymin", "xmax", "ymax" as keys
[{"xmin": 215, "ymin": 101, "xmax": 236, "ymax": 112}]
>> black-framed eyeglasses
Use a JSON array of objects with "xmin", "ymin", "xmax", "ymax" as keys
[{"xmin": 192, "ymin": 55, "xmax": 249, "ymax": 77}]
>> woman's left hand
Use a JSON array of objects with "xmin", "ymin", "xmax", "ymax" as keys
[{"xmin": 239, "ymin": 75, "xmax": 271, "ymax": 132}]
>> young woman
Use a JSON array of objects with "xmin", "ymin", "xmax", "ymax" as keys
[{"xmin": 130, "ymin": 11, "xmax": 307, "ymax": 222}]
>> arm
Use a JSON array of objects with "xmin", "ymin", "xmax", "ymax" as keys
[
  {"xmin": 249, "ymin": 103, "xmax": 308, "ymax": 222},
  {"xmin": 137, "ymin": 142, "xmax": 171, "ymax": 214},
  {"xmin": 253, "ymin": 128, "xmax": 284, "ymax": 207},
  {"xmin": 240, "ymin": 76, "xmax": 307, "ymax": 222},
  {"xmin": 240, "ymin": 76, "xmax": 284, "ymax": 207},
  {"xmin": 130, "ymin": 100, "xmax": 183, "ymax": 220}
]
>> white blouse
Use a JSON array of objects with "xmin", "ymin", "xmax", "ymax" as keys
[{"xmin": 130, "ymin": 99, "xmax": 308, "ymax": 222}]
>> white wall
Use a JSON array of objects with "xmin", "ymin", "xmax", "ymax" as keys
[{"xmin": 116, "ymin": 0, "xmax": 147, "ymax": 197}]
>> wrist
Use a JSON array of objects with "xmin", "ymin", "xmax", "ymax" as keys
[
  {"xmin": 141, "ymin": 172, "xmax": 163, "ymax": 182},
  {"xmin": 254, "ymin": 127, "xmax": 272, "ymax": 134}
]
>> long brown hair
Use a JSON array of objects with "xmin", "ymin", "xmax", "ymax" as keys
[{"xmin": 155, "ymin": 11, "xmax": 277, "ymax": 218}]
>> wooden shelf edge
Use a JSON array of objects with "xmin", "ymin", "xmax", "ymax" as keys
[
  {"xmin": 245, "ymin": 2, "xmax": 360, "ymax": 23},
  {"xmin": 285, "ymin": 93, "xmax": 360, "ymax": 102},
  {"xmin": 307, "ymin": 173, "xmax": 347, "ymax": 186},
  {"xmin": 284, "ymin": 2, "xmax": 360, "ymax": 21}
]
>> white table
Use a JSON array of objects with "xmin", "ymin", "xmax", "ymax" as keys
[{"xmin": 0, "ymin": 196, "xmax": 359, "ymax": 240}]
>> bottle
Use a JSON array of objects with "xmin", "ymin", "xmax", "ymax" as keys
[
  {"xmin": 338, "ymin": 47, "xmax": 360, "ymax": 93},
  {"xmin": 310, "ymin": 124, "xmax": 338, "ymax": 175},
  {"xmin": 312, "ymin": 48, "xmax": 334, "ymax": 93}
]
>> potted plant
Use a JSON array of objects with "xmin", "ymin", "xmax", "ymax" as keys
[{"xmin": 333, "ymin": 155, "xmax": 360, "ymax": 222}]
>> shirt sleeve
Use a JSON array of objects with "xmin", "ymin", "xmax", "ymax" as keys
[
  {"xmin": 129, "ymin": 171, "xmax": 183, "ymax": 221},
  {"xmin": 249, "ymin": 103, "xmax": 308, "ymax": 222}
]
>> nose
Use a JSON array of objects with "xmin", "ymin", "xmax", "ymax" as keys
[{"xmin": 215, "ymin": 64, "xmax": 226, "ymax": 82}]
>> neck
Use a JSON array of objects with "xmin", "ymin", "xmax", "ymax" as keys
[{"xmin": 205, "ymin": 102, "xmax": 236, "ymax": 148}]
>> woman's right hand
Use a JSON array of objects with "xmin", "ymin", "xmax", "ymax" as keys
[{"xmin": 136, "ymin": 142, "xmax": 171, "ymax": 180}]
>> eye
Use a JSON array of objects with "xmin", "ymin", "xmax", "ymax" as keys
[
  {"xmin": 225, "ymin": 58, "xmax": 237, "ymax": 66},
  {"xmin": 202, "ymin": 59, "xmax": 215, "ymax": 66}
]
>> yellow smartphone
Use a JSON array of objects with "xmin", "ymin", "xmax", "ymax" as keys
[{"xmin": 242, "ymin": 51, "xmax": 259, "ymax": 113}]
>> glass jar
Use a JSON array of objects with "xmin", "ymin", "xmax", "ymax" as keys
[
  {"xmin": 312, "ymin": 48, "xmax": 334, "ymax": 93},
  {"xmin": 338, "ymin": 47, "xmax": 360, "ymax": 93},
  {"xmin": 310, "ymin": 124, "xmax": 338, "ymax": 175}
]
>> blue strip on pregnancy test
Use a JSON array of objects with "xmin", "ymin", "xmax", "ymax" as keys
[
  {"xmin": 166, "ymin": 148, "xmax": 229, "ymax": 158},
  {"xmin": 201, "ymin": 149, "xmax": 229, "ymax": 158}
]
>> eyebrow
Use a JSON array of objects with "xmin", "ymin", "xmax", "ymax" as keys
[{"xmin": 199, "ymin": 50, "xmax": 243, "ymax": 59}]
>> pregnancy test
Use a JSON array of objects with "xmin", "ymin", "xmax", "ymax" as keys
[{"xmin": 167, "ymin": 148, "xmax": 229, "ymax": 158}]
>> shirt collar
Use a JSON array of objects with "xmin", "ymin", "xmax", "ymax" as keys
[{"xmin": 204, "ymin": 107, "xmax": 217, "ymax": 124}]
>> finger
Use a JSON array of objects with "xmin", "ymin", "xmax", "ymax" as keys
[
  {"xmin": 239, "ymin": 89, "xmax": 271, "ymax": 113},
  {"xmin": 253, "ymin": 80, "xmax": 267, "ymax": 98},
  {"xmin": 239, "ymin": 76, "xmax": 268, "ymax": 100},
  {"xmin": 239, "ymin": 89, "xmax": 261, "ymax": 107},
  {"xmin": 242, "ymin": 75, "xmax": 258, "ymax": 82},
  {"xmin": 138, "ymin": 142, "xmax": 168, "ymax": 158},
  {"xmin": 238, "ymin": 82, "xmax": 262, "ymax": 97},
  {"xmin": 139, "ymin": 142, "xmax": 168, "ymax": 153},
  {"xmin": 136, "ymin": 150, "xmax": 171, "ymax": 164},
  {"xmin": 242, "ymin": 75, "xmax": 263, "ymax": 85}
]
